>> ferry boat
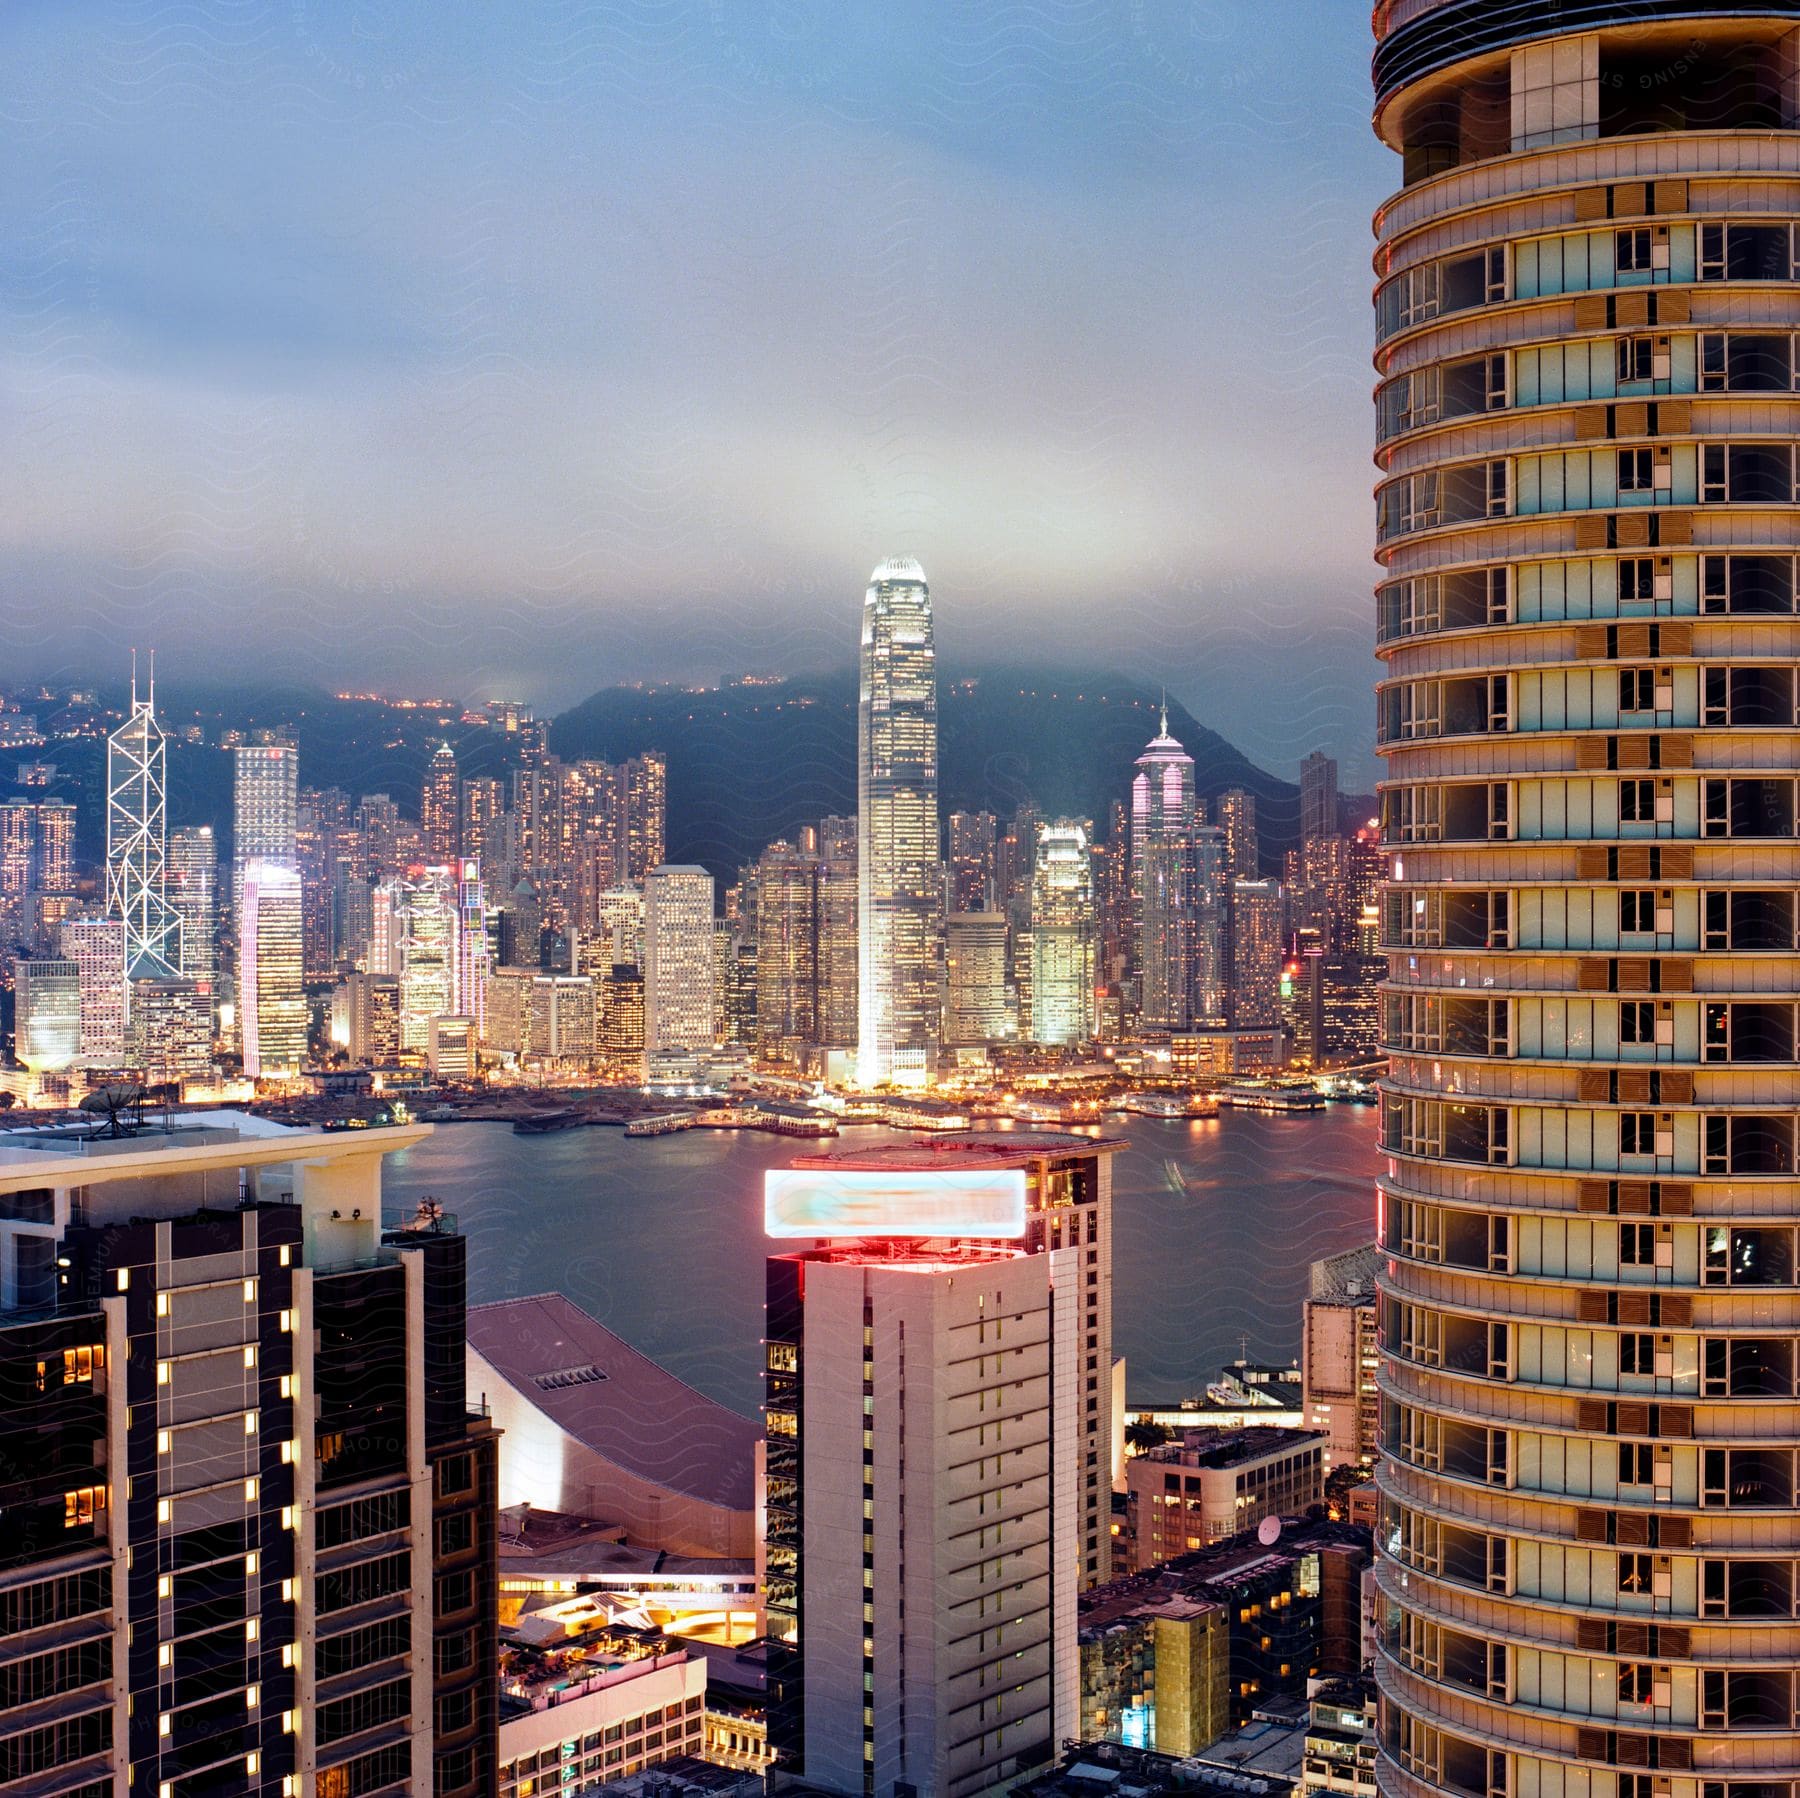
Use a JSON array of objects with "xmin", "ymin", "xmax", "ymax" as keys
[
  {"xmin": 1118, "ymin": 1091, "xmax": 1220, "ymax": 1120},
  {"xmin": 1217, "ymin": 1082, "xmax": 1326, "ymax": 1114}
]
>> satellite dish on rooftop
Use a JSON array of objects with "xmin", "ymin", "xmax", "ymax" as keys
[{"xmin": 1257, "ymin": 1515, "xmax": 1282, "ymax": 1547}]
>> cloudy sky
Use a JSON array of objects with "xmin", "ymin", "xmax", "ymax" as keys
[{"xmin": 5, "ymin": 1, "xmax": 1394, "ymax": 784}]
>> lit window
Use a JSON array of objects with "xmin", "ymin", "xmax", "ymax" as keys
[
  {"xmin": 246, "ymin": 1619, "xmax": 258, "ymax": 1642},
  {"xmin": 246, "ymin": 1552, "xmax": 259, "ymax": 1575},
  {"xmin": 159, "ymin": 1714, "xmax": 170, "ymax": 1737},
  {"xmin": 157, "ymin": 1430, "xmax": 170, "ymax": 1454},
  {"xmin": 244, "ymin": 1478, "xmax": 258, "ymax": 1502},
  {"xmin": 278, "ymin": 1245, "xmax": 291, "ymax": 1267},
  {"xmin": 156, "ymin": 1500, "xmax": 171, "ymax": 1524},
  {"xmin": 244, "ymin": 1412, "xmax": 257, "ymax": 1435},
  {"xmin": 156, "ymin": 1361, "xmax": 170, "ymax": 1386},
  {"xmin": 243, "ymin": 1346, "xmax": 256, "ymax": 1368},
  {"xmin": 243, "ymin": 1279, "xmax": 256, "ymax": 1302},
  {"xmin": 117, "ymin": 1269, "xmax": 130, "ymax": 1292},
  {"xmin": 246, "ymin": 1685, "xmax": 259, "ymax": 1709},
  {"xmin": 279, "ymin": 1309, "xmax": 293, "ymax": 1333},
  {"xmin": 279, "ymin": 1375, "xmax": 293, "ymax": 1398},
  {"xmin": 156, "ymin": 1292, "xmax": 169, "ymax": 1317},
  {"xmin": 158, "ymin": 1575, "xmax": 171, "ymax": 1597},
  {"xmin": 158, "ymin": 1644, "xmax": 171, "ymax": 1667}
]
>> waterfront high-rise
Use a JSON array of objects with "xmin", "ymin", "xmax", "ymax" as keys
[
  {"xmin": 106, "ymin": 663, "xmax": 182, "ymax": 981},
  {"xmin": 944, "ymin": 911, "xmax": 1010, "ymax": 1045},
  {"xmin": 643, "ymin": 863, "xmax": 715, "ymax": 1064},
  {"xmin": 1031, "ymin": 820, "xmax": 1097, "ymax": 1044},
  {"xmin": 1132, "ymin": 707, "xmax": 1199, "ymax": 1030},
  {"xmin": 0, "ymin": 1111, "xmax": 499, "ymax": 1797},
  {"xmin": 379, "ymin": 866, "xmax": 460, "ymax": 1051},
  {"xmin": 856, "ymin": 558, "xmax": 942, "ymax": 1087},
  {"xmin": 1229, "ymin": 877, "xmax": 1283, "ymax": 1032},
  {"xmin": 1370, "ymin": 14, "xmax": 1800, "ymax": 1798},
  {"xmin": 239, "ymin": 859, "xmax": 306, "ymax": 1077}
]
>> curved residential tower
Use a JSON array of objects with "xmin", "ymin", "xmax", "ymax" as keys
[
  {"xmin": 857, "ymin": 558, "xmax": 941, "ymax": 1087},
  {"xmin": 1373, "ymin": 12, "xmax": 1800, "ymax": 1798}
]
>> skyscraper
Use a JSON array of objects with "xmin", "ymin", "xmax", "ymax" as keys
[
  {"xmin": 422, "ymin": 739, "xmax": 461, "ymax": 861},
  {"xmin": 233, "ymin": 739, "xmax": 299, "ymax": 872},
  {"xmin": 1031, "ymin": 820, "xmax": 1097, "ymax": 1044},
  {"xmin": 106, "ymin": 662, "xmax": 182, "ymax": 980},
  {"xmin": 239, "ymin": 859, "xmax": 306, "ymax": 1077},
  {"xmin": 856, "ymin": 558, "xmax": 941, "ymax": 1087},
  {"xmin": 620, "ymin": 750, "xmax": 668, "ymax": 884},
  {"xmin": 379, "ymin": 866, "xmax": 460, "ymax": 1051},
  {"xmin": 1132, "ymin": 706, "xmax": 1198, "ymax": 1030},
  {"xmin": 60, "ymin": 915, "xmax": 128, "ymax": 1063},
  {"xmin": 14, "ymin": 958, "xmax": 81, "ymax": 1070},
  {"xmin": 1228, "ymin": 877, "xmax": 1282, "ymax": 1032},
  {"xmin": 1368, "ymin": 12, "xmax": 1800, "ymax": 1798},
  {"xmin": 643, "ymin": 863, "xmax": 715, "ymax": 1063},
  {"xmin": 944, "ymin": 911, "xmax": 1009, "ymax": 1045},
  {"xmin": 167, "ymin": 824, "xmax": 218, "ymax": 986},
  {"xmin": 1299, "ymin": 749, "xmax": 1339, "ymax": 846},
  {"xmin": 1216, "ymin": 787, "xmax": 1258, "ymax": 881},
  {"xmin": 460, "ymin": 773, "xmax": 504, "ymax": 872},
  {"xmin": 764, "ymin": 1137, "xmax": 1124, "ymax": 1795}
]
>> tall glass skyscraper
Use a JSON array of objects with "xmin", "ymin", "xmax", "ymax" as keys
[
  {"xmin": 1372, "ymin": 11, "xmax": 1800, "ymax": 1798},
  {"xmin": 856, "ymin": 558, "xmax": 941, "ymax": 1087},
  {"xmin": 1132, "ymin": 705, "xmax": 1198, "ymax": 1030}
]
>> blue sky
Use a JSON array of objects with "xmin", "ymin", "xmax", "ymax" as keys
[{"xmin": 4, "ymin": 0, "xmax": 1395, "ymax": 785}]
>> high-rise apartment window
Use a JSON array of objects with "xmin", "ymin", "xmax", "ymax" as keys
[
  {"xmin": 1616, "ymin": 229, "xmax": 1653, "ymax": 273},
  {"xmin": 1620, "ymin": 1112, "xmax": 1658, "ymax": 1155}
]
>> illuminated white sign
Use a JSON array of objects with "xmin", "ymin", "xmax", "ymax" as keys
[{"xmin": 763, "ymin": 1168, "xmax": 1027, "ymax": 1239}]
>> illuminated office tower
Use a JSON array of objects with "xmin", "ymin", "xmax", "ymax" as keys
[
  {"xmin": 128, "ymin": 977, "xmax": 212, "ymax": 1083},
  {"xmin": 239, "ymin": 859, "xmax": 306, "ymax": 1078},
  {"xmin": 1191, "ymin": 824, "xmax": 1231, "ymax": 1027},
  {"xmin": 60, "ymin": 916, "xmax": 128, "ymax": 1063},
  {"xmin": 756, "ymin": 836, "xmax": 821, "ymax": 1062},
  {"xmin": 14, "ymin": 959, "xmax": 81, "ymax": 1070},
  {"xmin": 454, "ymin": 856, "xmax": 490, "ymax": 1036},
  {"xmin": 1216, "ymin": 787, "xmax": 1258, "ymax": 880},
  {"xmin": 167, "ymin": 825, "xmax": 218, "ymax": 986},
  {"xmin": 948, "ymin": 809, "xmax": 998, "ymax": 912},
  {"xmin": 378, "ymin": 867, "xmax": 459, "ymax": 1052},
  {"xmin": 1132, "ymin": 706, "xmax": 1199, "ymax": 1029},
  {"xmin": 106, "ymin": 663, "xmax": 182, "ymax": 980},
  {"xmin": 1229, "ymin": 878, "xmax": 1283, "ymax": 1032},
  {"xmin": 1030, "ymin": 821, "xmax": 1097, "ymax": 1044},
  {"xmin": 814, "ymin": 816, "xmax": 859, "ymax": 1052},
  {"xmin": 643, "ymin": 863, "xmax": 715, "ymax": 1059},
  {"xmin": 1370, "ymin": 13, "xmax": 1800, "ymax": 1798},
  {"xmin": 856, "ymin": 558, "xmax": 942, "ymax": 1087},
  {"xmin": 233, "ymin": 738, "xmax": 299, "ymax": 873},
  {"xmin": 597, "ymin": 964, "xmax": 645, "ymax": 1074},
  {"xmin": 944, "ymin": 911, "xmax": 1010, "ymax": 1044},
  {"xmin": 422, "ymin": 740, "xmax": 460, "ymax": 861},
  {"xmin": 332, "ymin": 970, "xmax": 402, "ymax": 1063}
]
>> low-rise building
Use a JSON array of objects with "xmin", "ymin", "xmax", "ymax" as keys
[
  {"xmin": 1079, "ymin": 1517, "xmax": 1371, "ymax": 1732},
  {"xmin": 468, "ymin": 1293, "xmax": 761, "ymax": 1559},
  {"xmin": 1127, "ymin": 1427, "xmax": 1326, "ymax": 1568},
  {"xmin": 498, "ymin": 1620, "xmax": 707, "ymax": 1798},
  {"xmin": 1300, "ymin": 1677, "xmax": 1377, "ymax": 1798}
]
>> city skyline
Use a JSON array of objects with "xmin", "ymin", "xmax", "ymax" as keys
[{"xmin": 3, "ymin": 3, "xmax": 1392, "ymax": 787}]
